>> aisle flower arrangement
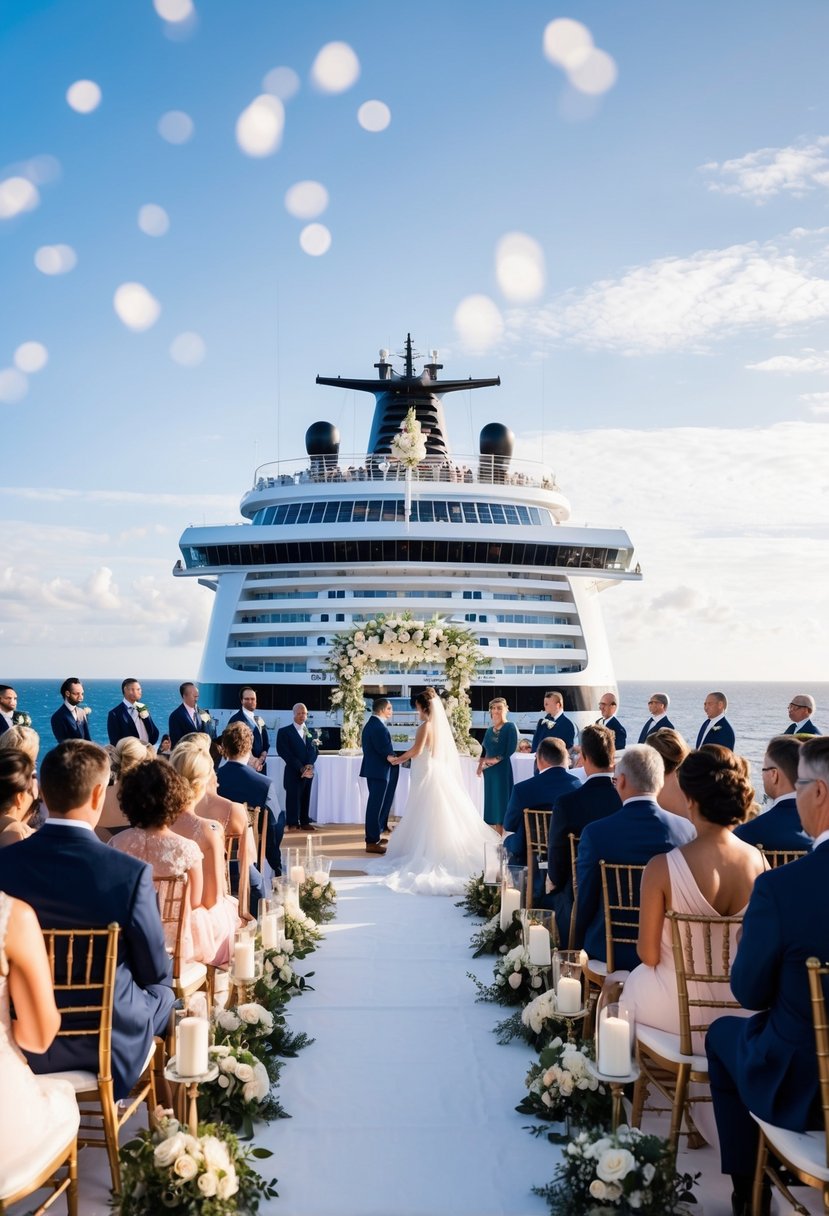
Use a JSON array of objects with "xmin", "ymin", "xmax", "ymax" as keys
[
  {"xmin": 494, "ymin": 989, "xmax": 571, "ymax": 1050},
  {"xmin": 115, "ymin": 1109, "xmax": 277, "ymax": 1214},
  {"xmin": 469, "ymin": 943, "xmax": 547, "ymax": 1006},
  {"xmin": 256, "ymin": 944, "xmax": 314, "ymax": 1003},
  {"xmin": 298, "ymin": 873, "xmax": 337, "ymax": 923},
  {"xmin": 283, "ymin": 906, "xmax": 323, "ymax": 958},
  {"xmin": 469, "ymin": 910, "xmax": 523, "ymax": 958},
  {"xmin": 456, "ymin": 872, "xmax": 501, "ymax": 920},
  {"xmin": 200, "ymin": 1043, "xmax": 286, "ymax": 1138},
  {"xmin": 516, "ymin": 1039, "xmax": 611, "ymax": 1132},
  {"xmin": 214, "ymin": 1004, "xmax": 284, "ymax": 1084}
]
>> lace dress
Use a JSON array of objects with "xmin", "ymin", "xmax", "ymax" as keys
[{"xmin": 0, "ymin": 892, "xmax": 79, "ymax": 1190}]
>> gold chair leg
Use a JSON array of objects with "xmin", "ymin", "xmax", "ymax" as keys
[
  {"xmin": 630, "ymin": 1071, "xmax": 647, "ymax": 1127},
  {"xmin": 668, "ymin": 1064, "xmax": 689, "ymax": 1156},
  {"xmin": 99, "ymin": 1083, "xmax": 122, "ymax": 1194},
  {"xmin": 751, "ymin": 1132, "xmax": 768, "ymax": 1216},
  {"xmin": 67, "ymin": 1140, "xmax": 79, "ymax": 1216}
]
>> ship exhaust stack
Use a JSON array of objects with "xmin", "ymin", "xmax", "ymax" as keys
[
  {"xmin": 305, "ymin": 420, "xmax": 340, "ymax": 477},
  {"xmin": 479, "ymin": 422, "xmax": 514, "ymax": 484}
]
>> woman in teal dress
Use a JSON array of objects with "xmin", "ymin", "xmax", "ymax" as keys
[{"xmin": 476, "ymin": 697, "xmax": 518, "ymax": 833}]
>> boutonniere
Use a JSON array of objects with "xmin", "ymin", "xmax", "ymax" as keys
[
  {"xmin": 12, "ymin": 711, "xmax": 32, "ymax": 727},
  {"xmin": 198, "ymin": 709, "xmax": 212, "ymax": 724},
  {"xmin": 255, "ymin": 715, "xmax": 265, "ymax": 729},
  {"xmin": 710, "ymin": 724, "xmax": 721, "ymax": 733},
  {"xmin": 135, "ymin": 703, "xmax": 150, "ymax": 720},
  {"xmin": 542, "ymin": 716, "xmax": 556, "ymax": 728},
  {"xmin": 81, "ymin": 706, "xmax": 92, "ymax": 718}
]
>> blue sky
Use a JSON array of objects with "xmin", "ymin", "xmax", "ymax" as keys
[{"xmin": 1, "ymin": 0, "xmax": 828, "ymax": 681}]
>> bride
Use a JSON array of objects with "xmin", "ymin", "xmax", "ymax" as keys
[{"xmin": 380, "ymin": 688, "xmax": 501, "ymax": 896}]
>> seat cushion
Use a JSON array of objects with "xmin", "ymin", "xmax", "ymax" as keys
[
  {"xmin": 635, "ymin": 1024, "xmax": 708, "ymax": 1072},
  {"xmin": 176, "ymin": 961, "xmax": 208, "ymax": 993},
  {"xmin": 751, "ymin": 1115, "xmax": 829, "ymax": 1182},
  {"xmin": 0, "ymin": 1110, "xmax": 79, "ymax": 1200},
  {"xmin": 42, "ymin": 1068, "xmax": 99, "ymax": 1093}
]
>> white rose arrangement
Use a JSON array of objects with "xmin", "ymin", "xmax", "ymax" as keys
[
  {"xmin": 469, "ymin": 942, "xmax": 548, "ymax": 1007},
  {"xmin": 517, "ymin": 1038, "xmax": 610, "ymax": 1132},
  {"xmin": 201, "ymin": 1043, "xmax": 286, "ymax": 1137},
  {"xmin": 390, "ymin": 405, "xmax": 428, "ymax": 468}
]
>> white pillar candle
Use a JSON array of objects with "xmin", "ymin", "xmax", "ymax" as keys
[
  {"xmin": 500, "ymin": 888, "xmax": 521, "ymax": 932},
  {"xmin": 177, "ymin": 1016, "xmax": 208, "ymax": 1077},
  {"xmin": 556, "ymin": 975, "xmax": 582, "ymax": 1014},
  {"xmin": 528, "ymin": 924, "xmax": 552, "ymax": 967},
  {"xmin": 234, "ymin": 938, "xmax": 256, "ymax": 981},
  {"xmin": 290, "ymin": 864, "xmax": 306, "ymax": 885},
  {"xmin": 260, "ymin": 912, "xmax": 277, "ymax": 950},
  {"xmin": 599, "ymin": 1015, "xmax": 632, "ymax": 1076}
]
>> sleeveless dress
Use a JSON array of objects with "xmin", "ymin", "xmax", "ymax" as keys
[
  {"xmin": 0, "ymin": 892, "xmax": 80, "ymax": 1192},
  {"xmin": 382, "ymin": 746, "xmax": 502, "ymax": 896}
]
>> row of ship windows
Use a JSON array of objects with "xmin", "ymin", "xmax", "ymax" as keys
[
  {"xmin": 227, "ymin": 661, "xmax": 584, "ymax": 675},
  {"xmin": 237, "ymin": 612, "xmax": 571, "ymax": 625},
  {"xmin": 229, "ymin": 637, "xmax": 578, "ymax": 650},
  {"xmin": 244, "ymin": 579, "xmax": 566, "ymax": 604},
  {"xmin": 250, "ymin": 499, "xmax": 553, "ymax": 528}
]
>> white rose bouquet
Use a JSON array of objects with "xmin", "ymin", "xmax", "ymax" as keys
[
  {"xmin": 201, "ymin": 1044, "xmax": 286, "ymax": 1139},
  {"xmin": 468, "ymin": 943, "xmax": 548, "ymax": 1007},
  {"xmin": 532, "ymin": 1124, "xmax": 698, "ymax": 1215},
  {"xmin": 115, "ymin": 1108, "xmax": 278, "ymax": 1214},
  {"xmin": 283, "ymin": 905, "xmax": 324, "ymax": 958},
  {"xmin": 516, "ymin": 1038, "xmax": 610, "ymax": 1134}
]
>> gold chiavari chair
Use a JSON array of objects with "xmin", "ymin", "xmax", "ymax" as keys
[
  {"xmin": 750, "ymin": 957, "xmax": 829, "ymax": 1214},
  {"xmin": 154, "ymin": 874, "xmax": 208, "ymax": 1005},
  {"xmin": 567, "ymin": 832, "xmax": 581, "ymax": 950},
  {"xmin": 583, "ymin": 861, "xmax": 646, "ymax": 993},
  {"xmin": 245, "ymin": 803, "xmax": 269, "ymax": 877},
  {"xmin": 756, "ymin": 846, "xmax": 809, "ymax": 870},
  {"xmin": 631, "ymin": 909, "xmax": 743, "ymax": 1154},
  {"xmin": 523, "ymin": 808, "xmax": 553, "ymax": 902}
]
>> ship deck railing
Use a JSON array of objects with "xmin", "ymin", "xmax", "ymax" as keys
[{"xmin": 250, "ymin": 453, "xmax": 560, "ymax": 494}]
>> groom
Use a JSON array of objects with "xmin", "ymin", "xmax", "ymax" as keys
[{"xmin": 360, "ymin": 697, "xmax": 399, "ymax": 855}]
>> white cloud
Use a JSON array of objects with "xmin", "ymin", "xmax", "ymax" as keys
[
  {"xmin": 113, "ymin": 282, "xmax": 161, "ymax": 332},
  {"xmin": 801, "ymin": 392, "xmax": 829, "ymax": 416},
  {"xmin": 66, "ymin": 80, "xmax": 101, "ymax": 114},
  {"xmin": 0, "ymin": 176, "xmax": 39, "ymax": 219},
  {"xmin": 357, "ymin": 100, "xmax": 391, "ymax": 132},
  {"xmin": 34, "ymin": 244, "xmax": 77, "ymax": 275},
  {"xmin": 262, "ymin": 66, "xmax": 300, "ymax": 101},
  {"xmin": 13, "ymin": 342, "xmax": 48, "ymax": 373},
  {"xmin": 310, "ymin": 42, "xmax": 360, "ymax": 94},
  {"xmin": 138, "ymin": 204, "xmax": 169, "ymax": 236},
  {"xmin": 454, "ymin": 294, "xmax": 504, "ymax": 353},
  {"xmin": 701, "ymin": 136, "xmax": 829, "ymax": 201},
  {"xmin": 299, "ymin": 223, "xmax": 331, "ymax": 256},
  {"xmin": 170, "ymin": 332, "xmax": 206, "ymax": 366},
  {"xmin": 0, "ymin": 486, "xmax": 237, "ymax": 510},
  {"xmin": 747, "ymin": 350, "xmax": 829, "ymax": 374},
  {"xmin": 158, "ymin": 111, "xmax": 194, "ymax": 144},
  {"xmin": 235, "ymin": 95, "xmax": 284, "ymax": 158},
  {"xmin": 284, "ymin": 180, "xmax": 328, "ymax": 220}
]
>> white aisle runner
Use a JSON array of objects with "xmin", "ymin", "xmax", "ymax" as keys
[{"xmin": 269, "ymin": 875, "xmax": 553, "ymax": 1216}]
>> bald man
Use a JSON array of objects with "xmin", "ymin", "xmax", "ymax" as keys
[{"xmin": 276, "ymin": 703, "xmax": 318, "ymax": 831}]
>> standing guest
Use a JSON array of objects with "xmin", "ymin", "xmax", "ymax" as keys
[
  {"xmin": 734, "ymin": 734, "xmax": 810, "ymax": 851},
  {"xmin": 706, "ymin": 736, "xmax": 829, "ymax": 1216},
  {"xmin": 784, "ymin": 693, "xmax": 820, "ymax": 736},
  {"xmin": 531, "ymin": 690, "xmax": 576, "ymax": 754},
  {"xmin": 168, "ymin": 681, "xmax": 211, "ymax": 749},
  {"xmin": 637, "ymin": 693, "xmax": 674, "ymax": 743},
  {"xmin": 228, "ymin": 687, "xmax": 270, "ymax": 772},
  {"xmin": 107, "ymin": 678, "xmax": 160, "ymax": 748},
  {"xmin": 0, "ymin": 740, "xmax": 174, "ymax": 1099},
  {"xmin": 644, "ymin": 728, "xmax": 691, "ymax": 819},
  {"xmin": 360, "ymin": 698, "xmax": 399, "ymax": 855},
  {"xmin": 596, "ymin": 693, "xmax": 627, "ymax": 750},
  {"xmin": 0, "ymin": 750, "xmax": 40, "ymax": 848},
  {"xmin": 477, "ymin": 697, "xmax": 519, "ymax": 835},
  {"xmin": 695, "ymin": 691, "xmax": 735, "ymax": 749},
  {"xmin": 51, "ymin": 678, "xmax": 91, "ymax": 743},
  {"xmin": 217, "ymin": 722, "xmax": 284, "ymax": 879},
  {"xmin": 503, "ymin": 737, "xmax": 580, "ymax": 868},
  {"xmin": 276, "ymin": 703, "xmax": 318, "ymax": 832},
  {"xmin": 0, "ymin": 685, "xmax": 27, "ymax": 737},
  {"xmin": 98, "ymin": 737, "xmax": 155, "ymax": 836},
  {"xmin": 574, "ymin": 745, "xmax": 695, "ymax": 971}
]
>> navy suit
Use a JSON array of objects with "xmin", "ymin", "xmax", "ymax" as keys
[
  {"xmin": 695, "ymin": 717, "xmax": 735, "ymax": 749},
  {"xmin": 706, "ymin": 844, "xmax": 829, "ymax": 1177},
  {"xmin": 228, "ymin": 711, "xmax": 270, "ymax": 769},
  {"xmin": 546, "ymin": 774, "xmax": 622, "ymax": 944},
  {"xmin": 360, "ymin": 715, "xmax": 399, "ymax": 843},
  {"xmin": 0, "ymin": 715, "xmax": 12, "ymax": 737},
  {"xmin": 784, "ymin": 718, "xmax": 820, "ymax": 736},
  {"xmin": 51, "ymin": 704, "xmax": 91, "ymax": 743},
  {"xmin": 531, "ymin": 714, "xmax": 576, "ymax": 753},
  {"xmin": 636, "ymin": 715, "xmax": 674, "ymax": 744},
  {"xmin": 596, "ymin": 716, "xmax": 627, "ymax": 749},
  {"xmin": 503, "ymin": 766, "xmax": 580, "ymax": 866},
  {"xmin": 0, "ymin": 822, "xmax": 173, "ymax": 1099},
  {"xmin": 574, "ymin": 798, "xmax": 695, "ymax": 970},
  {"xmin": 107, "ymin": 702, "xmax": 160, "ymax": 747},
  {"xmin": 216, "ymin": 760, "xmax": 284, "ymax": 876},
  {"xmin": 733, "ymin": 794, "xmax": 810, "ymax": 852},
  {"xmin": 276, "ymin": 724, "xmax": 318, "ymax": 828},
  {"xmin": 168, "ymin": 703, "xmax": 211, "ymax": 749}
]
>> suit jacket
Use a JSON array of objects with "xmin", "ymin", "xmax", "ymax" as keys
[
  {"xmin": 547, "ymin": 775, "xmax": 622, "ymax": 891},
  {"xmin": 531, "ymin": 714, "xmax": 576, "ymax": 753},
  {"xmin": 574, "ymin": 798, "xmax": 695, "ymax": 969},
  {"xmin": 217, "ymin": 760, "xmax": 277, "ymax": 817},
  {"xmin": 695, "ymin": 717, "xmax": 735, "ymax": 749},
  {"xmin": 227, "ymin": 710, "xmax": 270, "ymax": 759},
  {"xmin": 724, "ymin": 845, "xmax": 829, "ymax": 1128},
  {"xmin": 503, "ymin": 767, "xmax": 580, "ymax": 862},
  {"xmin": 0, "ymin": 716, "xmax": 11, "ymax": 737},
  {"xmin": 637, "ymin": 716, "xmax": 674, "ymax": 744},
  {"xmin": 168, "ymin": 703, "xmax": 211, "ymax": 749},
  {"xmin": 784, "ymin": 719, "xmax": 820, "ymax": 736},
  {"xmin": 596, "ymin": 716, "xmax": 627, "ymax": 750},
  {"xmin": 276, "ymin": 723, "xmax": 318, "ymax": 788},
  {"xmin": 360, "ymin": 715, "xmax": 394, "ymax": 780},
  {"xmin": 107, "ymin": 702, "xmax": 160, "ymax": 747},
  {"xmin": 734, "ymin": 795, "xmax": 811, "ymax": 852},
  {"xmin": 51, "ymin": 704, "xmax": 91, "ymax": 743},
  {"xmin": 0, "ymin": 822, "xmax": 172, "ymax": 1098}
]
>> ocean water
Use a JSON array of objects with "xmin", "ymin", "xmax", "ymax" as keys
[{"xmin": 6, "ymin": 678, "xmax": 827, "ymax": 787}]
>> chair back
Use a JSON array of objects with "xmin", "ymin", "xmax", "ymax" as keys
[
  {"xmin": 806, "ymin": 957, "xmax": 829, "ymax": 1164},
  {"xmin": 523, "ymin": 808, "xmax": 552, "ymax": 899},
  {"xmin": 42, "ymin": 923, "xmax": 119, "ymax": 1083},
  {"xmin": 667, "ymin": 910, "xmax": 744, "ymax": 1056},
  {"xmin": 757, "ymin": 846, "xmax": 809, "ymax": 869},
  {"xmin": 153, "ymin": 874, "xmax": 189, "ymax": 981},
  {"xmin": 225, "ymin": 830, "xmax": 243, "ymax": 894},
  {"xmin": 245, "ymin": 803, "xmax": 268, "ymax": 876},
  {"xmin": 567, "ymin": 832, "xmax": 581, "ymax": 949},
  {"xmin": 599, "ymin": 861, "xmax": 646, "ymax": 972}
]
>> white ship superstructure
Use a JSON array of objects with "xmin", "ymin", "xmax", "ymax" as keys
[{"xmin": 174, "ymin": 337, "xmax": 641, "ymax": 740}]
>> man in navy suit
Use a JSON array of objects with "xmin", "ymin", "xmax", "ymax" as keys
[
  {"xmin": 735, "ymin": 734, "xmax": 810, "ymax": 851},
  {"xmin": 784, "ymin": 693, "xmax": 821, "ymax": 736},
  {"xmin": 228, "ymin": 687, "xmax": 270, "ymax": 772},
  {"xmin": 695, "ymin": 690, "xmax": 735, "ymax": 750},
  {"xmin": 574, "ymin": 744, "xmax": 694, "ymax": 970},
  {"xmin": 107, "ymin": 678, "xmax": 160, "ymax": 748},
  {"xmin": 636, "ymin": 693, "xmax": 674, "ymax": 743},
  {"xmin": 706, "ymin": 735, "xmax": 829, "ymax": 1215},
  {"xmin": 0, "ymin": 684, "xmax": 20, "ymax": 736},
  {"xmin": 168, "ymin": 681, "xmax": 211, "ymax": 748},
  {"xmin": 547, "ymin": 724, "xmax": 622, "ymax": 944},
  {"xmin": 531, "ymin": 691, "xmax": 576, "ymax": 756},
  {"xmin": 596, "ymin": 693, "xmax": 626, "ymax": 750},
  {"xmin": 51, "ymin": 678, "xmax": 92, "ymax": 742},
  {"xmin": 0, "ymin": 740, "xmax": 174, "ymax": 1099},
  {"xmin": 276, "ymin": 703, "xmax": 318, "ymax": 831},
  {"xmin": 360, "ymin": 698, "xmax": 399, "ymax": 854},
  {"xmin": 503, "ymin": 737, "xmax": 579, "ymax": 877},
  {"xmin": 217, "ymin": 721, "xmax": 284, "ymax": 880}
]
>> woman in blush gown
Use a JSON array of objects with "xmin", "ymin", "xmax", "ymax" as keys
[
  {"xmin": 0, "ymin": 892, "xmax": 79, "ymax": 1191},
  {"xmin": 381, "ymin": 689, "xmax": 501, "ymax": 896}
]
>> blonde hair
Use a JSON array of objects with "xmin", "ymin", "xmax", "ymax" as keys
[
  {"xmin": 112, "ymin": 737, "xmax": 155, "ymax": 779},
  {"xmin": 169, "ymin": 742, "xmax": 213, "ymax": 801},
  {"xmin": 0, "ymin": 725, "xmax": 40, "ymax": 763},
  {"xmin": 174, "ymin": 732, "xmax": 211, "ymax": 754}
]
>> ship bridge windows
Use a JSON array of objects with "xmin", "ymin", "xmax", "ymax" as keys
[
  {"xmin": 498, "ymin": 637, "xmax": 576, "ymax": 649},
  {"xmin": 251, "ymin": 499, "xmax": 551, "ymax": 527},
  {"xmin": 227, "ymin": 660, "xmax": 308, "ymax": 673},
  {"xmin": 229, "ymin": 635, "xmax": 308, "ymax": 649}
]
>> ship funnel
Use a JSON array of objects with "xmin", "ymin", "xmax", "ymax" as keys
[
  {"xmin": 305, "ymin": 420, "xmax": 340, "ymax": 475},
  {"xmin": 478, "ymin": 422, "xmax": 514, "ymax": 484}
]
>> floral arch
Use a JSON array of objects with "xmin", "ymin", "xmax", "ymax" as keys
[{"xmin": 326, "ymin": 611, "xmax": 488, "ymax": 753}]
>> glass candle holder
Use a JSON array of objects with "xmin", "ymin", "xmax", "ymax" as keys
[
  {"xmin": 285, "ymin": 848, "xmax": 307, "ymax": 887},
  {"xmin": 174, "ymin": 1006, "xmax": 209, "ymax": 1077},
  {"xmin": 499, "ymin": 865, "xmax": 526, "ymax": 932},
  {"xmin": 595, "ymin": 978, "xmax": 634, "ymax": 1076},
  {"xmin": 552, "ymin": 949, "xmax": 584, "ymax": 1015},
  {"xmin": 232, "ymin": 928, "xmax": 257, "ymax": 981},
  {"xmin": 521, "ymin": 908, "xmax": 554, "ymax": 967},
  {"xmin": 483, "ymin": 840, "xmax": 504, "ymax": 886},
  {"xmin": 309, "ymin": 855, "xmax": 332, "ymax": 886}
]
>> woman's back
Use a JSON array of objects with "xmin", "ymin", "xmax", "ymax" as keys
[{"xmin": 676, "ymin": 831, "xmax": 765, "ymax": 916}]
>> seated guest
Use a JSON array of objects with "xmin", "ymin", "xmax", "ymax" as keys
[
  {"xmin": 503, "ymin": 737, "xmax": 579, "ymax": 871},
  {"xmin": 0, "ymin": 740, "xmax": 174, "ymax": 1099},
  {"xmin": 574, "ymin": 745, "xmax": 695, "ymax": 971},
  {"xmin": 695, "ymin": 691, "xmax": 735, "ymax": 750},
  {"xmin": 734, "ymin": 734, "xmax": 809, "ymax": 851},
  {"xmin": 168, "ymin": 682, "xmax": 211, "ymax": 749},
  {"xmin": 637, "ymin": 693, "xmax": 674, "ymax": 743},
  {"xmin": 531, "ymin": 690, "xmax": 576, "ymax": 754},
  {"xmin": 98, "ymin": 736, "xmax": 155, "ymax": 836},
  {"xmin": 546, "ymin": 725, "xmax": 622, "ymax": 943},
  {"xmin": 516, "ymin": 737, "xmax": 532, "ymax": 753},
  {"xmin": 0, "ymin": 891, "xmax": 79, "ymax": 1183},
  {"xmin": 0, "ymin": 750, "xmax": 40, "ymax": 848},
  {"xmin": 0, "ymin": 724, "xmax": 40, "ymax": 764},
  {"xmin": 706, "ymin": 736, "xmax": 829, "ymax": 1216},
  {"xmin": 217, "ymin": 722, "xmax": 284, "ymax": 879},
  {"xmin": 596, "ymin": 693, "xmax": 627, "ymax": 749},
  {"xmin": 50, "ymin": 677, "xmax": 91, "ymax": 743},
  {"xmin": 784, "ymin": 693, "xmax": 820, "ymax": 736},
  {"xmin": 645, "ymin": 728, "xmax": 691, "ymax": 819}
]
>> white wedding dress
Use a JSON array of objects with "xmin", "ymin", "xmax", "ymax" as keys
[{"xmin": 381, "ymin": 699, "xmax": 501, "ymax": 896}]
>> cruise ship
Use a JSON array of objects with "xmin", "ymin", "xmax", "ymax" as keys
[{"xmin": 174, "ymin": 337, "xmax": 641, "ymax": 742}]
